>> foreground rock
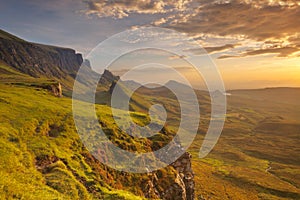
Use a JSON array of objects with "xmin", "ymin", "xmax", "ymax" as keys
[{"xmin": 144, "ymin": 152, "xmax": 195, "ymax": 200}]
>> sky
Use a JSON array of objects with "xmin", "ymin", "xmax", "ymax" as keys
[{"xmin": 0, "ymin": 0, "xmax": 299, "ymax": 89}]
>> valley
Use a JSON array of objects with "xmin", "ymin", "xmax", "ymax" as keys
[{"xmin": 0, "ymin": 29, "xmax": 299, "ymax": 200}]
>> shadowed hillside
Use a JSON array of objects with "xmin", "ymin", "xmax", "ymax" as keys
[{"xmin": 0, "ymin": 29, "xmax": 82, "ymax": 90}]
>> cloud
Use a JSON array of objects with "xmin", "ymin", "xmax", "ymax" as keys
[
  {"xmin": 161, "ymin": 0, "xmax": 300, "ymax": 57},
  {"xmin": 168, "ymin": 54, "xmax": 188, "ymax": 59},
  {"xmin": 84, "ymin": 0, "xmax": 191, "ymax": 18},
  {"xmin": 288, "ymin": 34, "xmax": 300, "ymax": 47},
  {"xmin": 166, "ymin": 1, "xmax": 300, "ymax": 40},
  {"xmin": 244, "ymin": 46, "xmax": 300, "ymax": 57},
  {"xmin": 217, "ymin": 54, "xmax": 239, "ymax": 59},
  {"xmin": 240, "ymin": 0, "xmax": 300, "ymax": 8},
  {"xmin": 186, "ymin": 43, "xmax": 238, "ymax": 54},
  {"xmin": 82, "ymin": 0, "xmax": 300, "ymax": 57},
  {"xmin": 218, "ymin": 46, "xmax": 300, "ymax": 59}
]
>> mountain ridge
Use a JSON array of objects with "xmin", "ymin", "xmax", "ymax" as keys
[{"xmin": 0, "ymin": 29, "xmax": 83, "ymax": 89}]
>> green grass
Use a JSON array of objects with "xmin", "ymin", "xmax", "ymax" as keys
[
  {"xmin": 0, "ymin": 83, "xmax": 151, "ymax": 199},
  {"xmin": 1, "ymin": 60, "xmax": 300, "ymax": 200},
  {"xmin": 0, "ymin": 82, "xmax": 185, "ymax": 199},
  {"xmin": 188, "ymin": 88, "xmax": 300, "ymax": 200}
]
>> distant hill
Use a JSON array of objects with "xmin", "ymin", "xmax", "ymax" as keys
[{"xmin": 229, "ymin": 87, "xmax": 300, "ymax": 106}]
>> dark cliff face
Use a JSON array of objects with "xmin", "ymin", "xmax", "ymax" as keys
[{"xmin": 0, "ymin": 29, "xmax": 83, "ymax": 79}]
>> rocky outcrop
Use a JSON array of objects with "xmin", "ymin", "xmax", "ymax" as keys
[
  {"xmin": 0, "ymin": 29, "xmax": 83, "ymax": 79},
  {"xmin": 101, "ymin": 69, "xmax": 120, "ymax": 91},
  {"xmin": 144, "ymin": 152, "xmax": 195, "ymax": 200},
  {"xmin": 32, "ymin": 82, "xmax": 62, "ymax": 97},
  {"xmin": 49, "ymin": 82, "xmax": 62, "ymax": 97},
  {"xmin": 171, "ymin": 152, "xmax": 195, "ymax": 200}
]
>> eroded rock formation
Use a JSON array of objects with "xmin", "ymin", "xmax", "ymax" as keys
[
  {"xmin": 144, "ymin": 152, "xmax": 195, "ymax": 200},
  {"xmin": 171, "ymin": 152, "xmax": 195, "ymax": 200},
  {"xmin": 50, "ymin": 82, "xmax": 62, "ymax": 97}
]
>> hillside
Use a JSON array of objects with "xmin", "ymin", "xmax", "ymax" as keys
[
  {"xmin": 0, "ymin": 81, "xmax": 196, "ymax": 199},
  {"xmin": 0, "ymin": 30, "xmax": 195, "ymax": 199}
]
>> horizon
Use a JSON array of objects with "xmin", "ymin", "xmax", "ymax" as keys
[
  {"xmin": 2, "ymin": 27, "xmax": 299, "ymax": 90},
  {"xmin": 1, "ymin": 26, "xmax": 300, "ymax": 90}
]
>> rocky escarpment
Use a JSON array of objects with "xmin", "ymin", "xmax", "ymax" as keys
[
  {"xmin": 144, "ymin": 152, "xmax": 195, "ymax": 200},
  {"xmin": 0, "ymin": 29, "xmax": 83, "ymax": 79},
  {"xmin": 101, "ymin": 69, "xmax": 120, "ymax": 89}
]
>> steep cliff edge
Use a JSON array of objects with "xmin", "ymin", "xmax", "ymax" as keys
[{"xmin": 0, "ymin": 29, "xmax": 82, "ymax": 81}]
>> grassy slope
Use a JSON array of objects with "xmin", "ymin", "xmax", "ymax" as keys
[
  {"xmin": 0, "ymin": 63, "xmax": 75, "ymax": 93},
  {"xmin": 0, "ymin": 64, "xmax": 180, "ymax": 199},
  {"xmin": 0, "ymin": 83, "xmax": 149, "ymax": 200},
  {"xmin": 1, "ymin": 59, "xmax": 300, "ymax": 200}
]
